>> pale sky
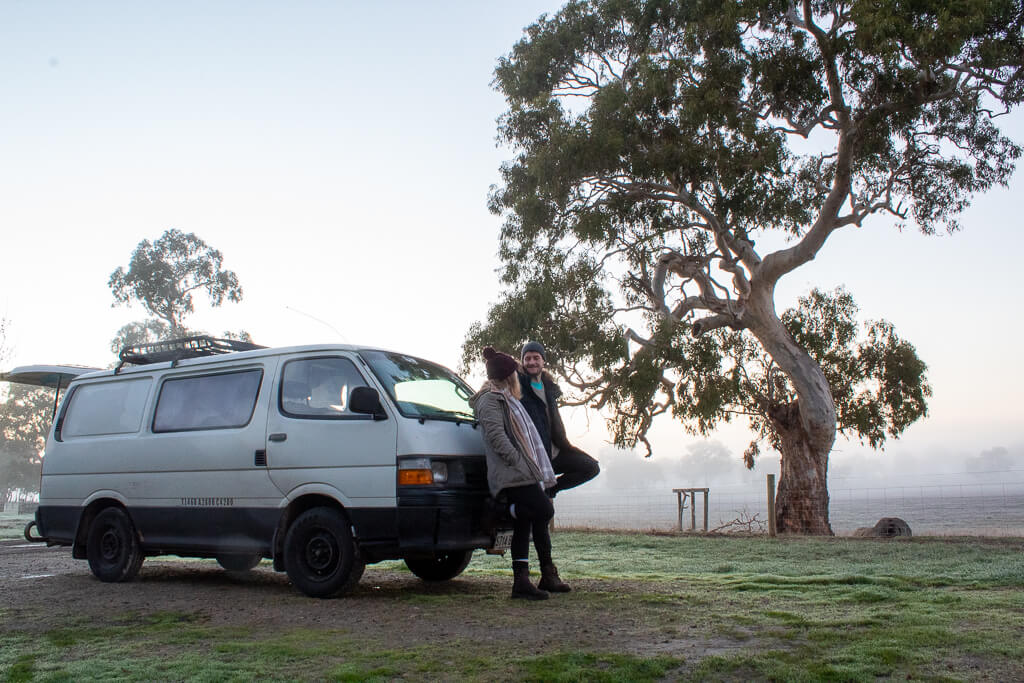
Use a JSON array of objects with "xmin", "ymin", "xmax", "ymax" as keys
[{"xmin": 2, "ymin": 1, "xmax": 1022, "ymax": 482}]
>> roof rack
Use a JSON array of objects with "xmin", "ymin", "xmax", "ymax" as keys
[{"xmin": 116, "ymin": 335, "xmax": 266, "ymax": 372}]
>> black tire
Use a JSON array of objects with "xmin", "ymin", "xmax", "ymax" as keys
[
  {"xmin": 86, "ymin": 507, "xmax": 144, "ymax": 583},
  {"xmin": 216, "ymin": 553, "xmax": 263, "ymax": 572},
  {"xmin": 284, "ymin": 507, "xmax": 365, "ymax": 598},
  {"xmin": 404, "ymin": 550, "xmax": 473, "ymax": 582}
]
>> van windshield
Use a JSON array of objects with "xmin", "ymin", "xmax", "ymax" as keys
[{"xmin": 360, "ymin": 350, "xmax": 475, "ymax": 423}]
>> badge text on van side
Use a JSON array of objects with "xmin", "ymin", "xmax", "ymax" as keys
[{"xmin": 180, "ymin": 497, "xmax": 234, "ymax": 507}]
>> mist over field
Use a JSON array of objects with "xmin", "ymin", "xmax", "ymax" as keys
[
  {"xmin": 582, "ymin": 441, "xmax": 1024, "ymax": 495},
  {"xmin": 551, "ymin": 440, "xmax": 1024, "ymax": 535}
]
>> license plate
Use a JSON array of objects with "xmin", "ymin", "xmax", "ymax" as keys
[{"xmin": 491, "ymin": 529, "xmax": 513, "ymax": 552}]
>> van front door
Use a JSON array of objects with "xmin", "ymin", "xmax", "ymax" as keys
[{"xmin": 265, "ymin": 354, "xmax": 399, "ymax": 542}]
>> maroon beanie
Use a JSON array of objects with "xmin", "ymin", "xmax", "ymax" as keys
[{"xmin": 483, "ymin": 346, "xmax": 518, "ymax": 380}]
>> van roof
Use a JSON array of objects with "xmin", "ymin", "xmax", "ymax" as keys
[
  {"xmin": 69, "ymin": 343, "xmax": 399, "ymax": 382},
  {"xmin": 3, "ymin": 343, "xmax": 446, "ymax": 386}
]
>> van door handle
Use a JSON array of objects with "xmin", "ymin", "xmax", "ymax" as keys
[{"xmin": 268, "ymin": 433, "xmax": 287, "ymax": 442}]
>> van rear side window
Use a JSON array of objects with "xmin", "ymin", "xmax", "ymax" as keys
[
  {"xmin": 61, "ymin": 378, "xmax": 152, "ymax": 438},
  {"xmin": 153, "ymin": 369, "xmax": 263, "ymax": 432}
]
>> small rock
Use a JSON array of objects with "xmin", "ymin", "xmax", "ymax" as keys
[{"xmin": 854, "ymin": 517, "xmax": 912, "ymax": 538}]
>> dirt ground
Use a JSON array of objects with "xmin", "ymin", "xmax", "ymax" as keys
[{"xmin": 0, "ymin": 539, "xmax": 744, "ymax": 662}]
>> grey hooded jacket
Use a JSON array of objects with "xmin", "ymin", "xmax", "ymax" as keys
[{"xmin": 469, "ymin": 387, "xmax": 544, "ymax": 497}]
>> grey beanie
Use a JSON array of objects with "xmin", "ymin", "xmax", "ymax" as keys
[{"xmin": 521, "ymin": 341, "xmax": 546, "ymax": 360}]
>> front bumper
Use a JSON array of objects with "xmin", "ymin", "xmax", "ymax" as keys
[{"xmin": 397, "ymin": 488, "xmax": 496, "ymax": 552}]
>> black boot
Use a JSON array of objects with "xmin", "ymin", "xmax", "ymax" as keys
[
  {"xmin": 538, "ymin": 563, "xmax": 571, "ymax": 593},
  {"xmin": 511, "ymin": 562, "xmax": 548, "ymax": 600}
]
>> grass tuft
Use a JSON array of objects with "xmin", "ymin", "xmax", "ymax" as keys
[
  {"xmin": 5, "ymin": 655, "xmax": 35, "ymax": 683},
  {"xmin": 517, "ymin": 653, "xmax": 682, "ymax": 682}
]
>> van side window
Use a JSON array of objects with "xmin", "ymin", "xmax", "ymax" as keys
[
  {"xmin": 280, "ymin": 357, "xmax": 368, "ymax": 419},
  {"xmin": 61, "ymin": 378, "xmax": 153, "ymax": 438},
  {"xmin": 153, "ymin": 369, "xmax": 263, "ymax": 433}
]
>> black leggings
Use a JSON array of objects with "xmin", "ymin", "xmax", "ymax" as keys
[
  {"xmin": 503, "ymin": 483, "xmax": 554, "ymax": 564},
  {"xmin": 551, "ymin": 446, "xmax": 600, "ymax": 493}
]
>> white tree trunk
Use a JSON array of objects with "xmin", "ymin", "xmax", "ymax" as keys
[{"xmin": 747, "ymin": 285, "xmax": 836, "ymax": 534}]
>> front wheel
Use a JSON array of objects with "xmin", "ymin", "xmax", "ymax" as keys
[
  {"xmin": 284, "ymin": 507, "xmax": 365, "ymax": 598},
  {"xmin": 404, "ymin": 550, "xmax": 473, "ymax": 582},
  {"xmin": 216, "ymin": 553, "xmax": 263, "ymax": 572},
  {"xmin": 86, "ymin": 507, "xmax": 144, "ymax": 582}
]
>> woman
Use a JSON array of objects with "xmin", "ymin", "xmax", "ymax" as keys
[{"xmin": 469, "ymin": 346, "xmax": 571, "ymax": 600}]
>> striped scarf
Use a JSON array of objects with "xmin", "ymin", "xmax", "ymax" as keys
[{"xmin": 498, "ymin": 387, "xmax": 557, "ymax": 489}]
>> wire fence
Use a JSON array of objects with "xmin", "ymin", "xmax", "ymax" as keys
[
  {"xmin": 5, "ymin": 474, "xmax": 1024, "ymax": 536},
  {"xmin": 551, "ymin": 479, "xmax": 1024, "ymax": 536}
]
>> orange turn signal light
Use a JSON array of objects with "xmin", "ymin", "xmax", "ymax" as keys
[{"xmin": 398, "ymin": 469, "xmax": 433, "ymax": 486}]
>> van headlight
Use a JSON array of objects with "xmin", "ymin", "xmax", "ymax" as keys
[{"xmin": 398, "ymin": 457, "xmax": 448, "ymax": 486}]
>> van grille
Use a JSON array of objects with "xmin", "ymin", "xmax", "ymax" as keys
[{"xmin": 461, "ymin": 456, "xmax": 488, "ymax": 488}]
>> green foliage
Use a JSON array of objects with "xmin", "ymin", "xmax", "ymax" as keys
[
  {"xmin": 468, "ymin": 0, "xmax": 1018, "ymax": 481},
  {"xmin": 108, "ymin": 229, "xmax": 250, "ymax": 356},
  {"xmin": 108, "ymin": 318, "xmax": 172, "ymax": 356},
  {"xmin": 763, "ymin": 287, "xmax": 931, "ymax": 453},
  {"xmin": 468, "ymin": 283, "xmax": 931, "ymax": 460},
  {"xmin": 109, "ymin": 229, "xmax": 243, "ymax": 331},
  {"xmin": 108, "ymin": 319, "xmax": 252, "ymax": 361},
  {"xmin": 0, "ymin": 384, "xmax": 52, "ymax": 496},
  {"xmin": 0, "ymin": 319, "xmax": 47, "ymax": 496}
]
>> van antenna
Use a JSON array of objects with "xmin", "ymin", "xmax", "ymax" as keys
[{"xmin": 285, "ymin": 306, "xmax": 349, "ymax": 343}]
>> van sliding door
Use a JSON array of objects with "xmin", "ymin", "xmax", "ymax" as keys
[{"xmin": 136, "ymin": 361, "xmax": 281, "ymax": 554}]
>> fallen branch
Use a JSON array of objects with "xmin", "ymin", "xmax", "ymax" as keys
[{"xmin": 711, "ymin": 508, "xmax": 767, "ymax": 534}]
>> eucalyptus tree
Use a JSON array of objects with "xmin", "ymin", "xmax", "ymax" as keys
[
  {"xmin": 109, "ymin": 319, "xmax": 173, "ymax": 357},
  {"xmin": 109, "ymin": 229, "xmax": 243, "ymax": 333},
  {"xmin": 0, "ymin": 319, "xmax": 51, "ymax": 497},
  {"xmin": 0, "ymin": 383, "xmax": 51, "ymax": 498},
  {"xmin": 465, "ymin": 0, "xmax": 1022, "ymax": 532},
  {"xmin": 109, "ymin": 229, "xmax": 248, "ymax": 354}
]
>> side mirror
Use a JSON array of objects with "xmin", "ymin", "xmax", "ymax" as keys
[{"xmin": 349, "ymin": 386, "xmax": 387, "ymax": 420}]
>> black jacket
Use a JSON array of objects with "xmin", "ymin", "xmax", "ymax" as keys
[{"xmin": 517, "ymin": 371, "xmax": 571, "ymax": 459}]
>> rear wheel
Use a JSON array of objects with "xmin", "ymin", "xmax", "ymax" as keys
[
  {"xmin": 404, "ymin": 550, "xmax": 473, "ymax": 582},
  {"xmin": 216, "ymin": 554, "xmax": 263, "ymax": 572},
  {"xmin": 284, "ymin": 507, "xmax": 364, "ymax": 598},
  {"xmin": 86, "ymin": 507, "xmax": 144, "ymax": 582}
]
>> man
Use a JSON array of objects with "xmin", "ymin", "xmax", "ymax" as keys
[{"xmin": 518, "ymin": 341, "xmax": 600, "ymax": 498}]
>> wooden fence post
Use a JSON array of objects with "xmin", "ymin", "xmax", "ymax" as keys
[
  {"xmin": 767, "ymin": 474, "xmax": 777, "ymax": 537},
  {"xmin": 676, "ymin": 489, "xmax": 683, "ymax": 531}
]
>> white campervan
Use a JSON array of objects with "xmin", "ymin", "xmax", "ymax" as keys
[{"xmin": 8, "ymin": 336, "xmax": 509, "ymax": 598}]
